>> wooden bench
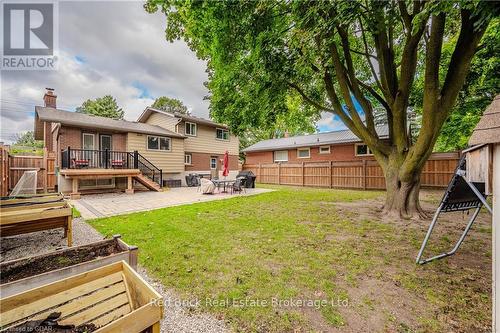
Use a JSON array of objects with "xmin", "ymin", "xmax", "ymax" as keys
[
  {"xmin": 0, "ymin": 261, "xmax": 163, "ymax": 332},
  {"xmin": 0, "ymin": 194, "xmax": 73, "ymax": 246}
]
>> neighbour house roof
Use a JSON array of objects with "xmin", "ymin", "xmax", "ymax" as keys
[
  {"xmin": 242, "ymin": 125, "xmax": 389, "ymax": 153},
  {"xmin": 469, "ymin": 94, "xmax": 500, "ymax": 146},
  {"xmin": 34, "ymin": 106, "xmax": 185, "ymax": 140},
  {"xmin": 137, "ymin": 107, "xmax": 229, "ymax": 129}
]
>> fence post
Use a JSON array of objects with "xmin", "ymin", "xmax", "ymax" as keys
[
  {"xmin": 277, "ymin": 162, "xmax": 281, "ymax": 185},
  {"xmin": 329, "ymin": 161, "xmax": 333, "ymax": 188},
  {"xmin": 43, "ymin": 148, "xmax": 48, "ymax": 193},
  {"xmin": 301, "ymin": 162, "xmax": 305, "ymax": 186},
  {"xmin": 362, "ymin": 159, "xmax": 367, "ymax": 190},
  {"xmin": 133, "ymin": 150, "xmax": 139, "ymax": 169}
]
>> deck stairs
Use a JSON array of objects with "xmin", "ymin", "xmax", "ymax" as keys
[{"xmin": 134, "ymin": 173, "xmax": 161, "ymax": 191}]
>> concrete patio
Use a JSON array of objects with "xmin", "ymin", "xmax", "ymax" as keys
[{"xmin": 71, "ymin": 187, "xmax": 272, "ymax": 219}]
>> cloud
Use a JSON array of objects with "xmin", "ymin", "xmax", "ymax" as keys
[
  {"xmin": 1, "ymin": 1, "xmax": 209, "ymax": 143},
  {"xmin": 316, "ymin": 113, "xmax": 348, "ymax": 132}
]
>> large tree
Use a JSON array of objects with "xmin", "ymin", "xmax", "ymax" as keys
[
  {"xmin": 151, "ymin": 96, "xmax": 189, "ymax": 114},
  {"xmin": 76, "ymin": 95, "xmax": 124, "ymax": 120},
  {"xmin": 146, "ymin": 0, "xmax": 497, "ymax": 218}
]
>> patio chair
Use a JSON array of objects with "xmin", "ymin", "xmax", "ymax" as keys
[
  {"xmin": 231, "ymin": 178, "xmax": 245, "ymax": 194},
  {"xmin": 72, "ymin": 158, "xmax": 89, "ymax": 169},
  {"xmin": 111, "ymin": 159, "xmax": 125, "ymax": 168}
]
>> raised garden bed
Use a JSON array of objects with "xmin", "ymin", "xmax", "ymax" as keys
[
  {"xmin": 0, "ymin": 235, "xmax": 138, "ymax": 298},
  {"xmin": 0, "ymin": 261, "xmax": 162, "ymax": 332},
  {"xmin": 0, "ymin": 193, "xmax": 73, "ymax": 246}
]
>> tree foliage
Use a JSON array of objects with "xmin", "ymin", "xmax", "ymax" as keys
[
  {"xmin": 151, "ymin": 96, "xmax": 190, "ymax": 114},
  {"xmin": 76, "ymin": 95, "xmax": 124, "ymax": 120},
  {"xmin": 146, "ymin": 0, "xmax": 497, "ymax": 217},
  {"xmin": 13, "ymin": 131, "xmax": 43, "ymax": 148},
  {"xmin": 433, "ymin": 19, "xmax": 499, "ymax": 151}
]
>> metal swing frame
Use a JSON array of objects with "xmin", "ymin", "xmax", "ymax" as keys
[{"xmin": 416, "ymin": 153, "xmax": 492, "ymax": 265}]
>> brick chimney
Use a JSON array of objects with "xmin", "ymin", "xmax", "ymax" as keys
[
  {"xmin": 284, "ymin": 130, "xmax": 289, "ymax": 138},
  {"xmin": 43, "ymin": 88, "xmax": 57, "ymax": 108}
]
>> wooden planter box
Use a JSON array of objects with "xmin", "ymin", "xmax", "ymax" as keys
[
  {"xmin": 0, "ymin": 235, "xmax": 138, "ymax": 298},
  {"xmin": 0, "ymin": 193, "xmax": 73, "ymax": 246},
  {"xmin": 0, "ymin": 261, "xmax": 163, "ymax": 332}
]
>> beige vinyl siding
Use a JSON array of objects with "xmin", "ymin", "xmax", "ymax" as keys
[
  {"xmin": 182, "ymin": 122, "xmax": 239, "ymax": 155},
  {"xmin": 144, "ymin": 112, "xmax": 179, "ymax": 132},
  {"xmin": 126, "ymin": 132, "xmax": 185, "ymax": 173}
]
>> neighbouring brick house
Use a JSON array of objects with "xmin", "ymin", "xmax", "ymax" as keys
[
  {"xmin": 242, "ymin": 126, "xmax": 389, "ymax": 164},
  {"xmin": 33, "ymin": 89, "xmax": 239, "ymax": 195}
]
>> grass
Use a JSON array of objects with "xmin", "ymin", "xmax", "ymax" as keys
[
  {"xmin": 89, "ymin": 185, "xmax": 491, "ymax": 332},
  {"xmin": 72, "ymin": 206, "xmax": 81, "ymax": 218}
]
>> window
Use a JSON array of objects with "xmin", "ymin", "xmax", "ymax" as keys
[
  {"xmin": 216, "ymin": 128, "xmax": 229, "ymax": 140},
  {"xmin": 80, "ymin": 178, "xmax": 115, "ymax": 190},
  {"xmin": 82, "ymin": 133, "xmax": 95, "ymax": 150},
  {"xmin": 185, "ymin": 153, "xmax": 192, "ymax": 165},
  {"xmin": 319, "ymin": 146, "xmax": 331, "ymax": 154},
  {"xmin": 147, "ymin": 136, "xmax": 170, "ymax": 151},
  {"xmin": 274, "ymin": 150, "xmax": 288, "ymax": 162},
  {"xmin": 355, "ymin": 144, "xmax": 373, "ymax": 156},
  {"xmin": 210, "ymin": 157, "xmax": 217, "ymax": 169},
  {"xmin": 297, "ymin": 148, "xmax": 310, "ymax": 159},
  {"xmin": 185, "ymin": 122, "xmax": 197, "ymax": 136}
]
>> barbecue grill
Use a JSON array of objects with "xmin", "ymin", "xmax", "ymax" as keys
[{"xmin": 236, "ymin": 170, "xmax": 256, "ymax": 188}]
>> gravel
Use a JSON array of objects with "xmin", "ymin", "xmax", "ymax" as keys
[{"xmin": 0, "ymin": 218, "xmax": 229, "ymax": 333}]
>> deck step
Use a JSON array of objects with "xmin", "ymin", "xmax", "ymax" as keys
[{"xmin": 134, "ymin": 174, "xmax": 161, "ymax": 192}]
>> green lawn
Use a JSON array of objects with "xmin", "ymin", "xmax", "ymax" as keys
[{"xmin": 89, "ymin": 185, "xmax": 491, "ymax": 332}]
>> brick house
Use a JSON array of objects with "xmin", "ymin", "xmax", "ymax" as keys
[
  {"xmin": 137, "ymin": 107, "xmax": 240, "ymax": 179},
  {"xmin": 242, "ymin": 126, "xmax": 389, "ymax": 164},
  {"xmin": 33, "ymin": 89, "xmax": 239, "ymax": 196}
]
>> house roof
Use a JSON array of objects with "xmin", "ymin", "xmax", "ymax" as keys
[
  {"xmin": 34, "ymin": 106, "xmax": 185, "ymax": 139},
  {"xmin": 137, "ymin": 107, "xmax": 228, "ymax": 129},
  {"xmin": 469, "ymin": 95, "xmax": 500, "ymax": 145},
  {"xmin": 242, "ymin": 125, "xmax": 389, "ymax": 153}
]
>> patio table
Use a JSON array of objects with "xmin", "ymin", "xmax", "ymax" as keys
[{"xmin": 212, "ymin": 179, "xmax": 235, "ymax": 193}]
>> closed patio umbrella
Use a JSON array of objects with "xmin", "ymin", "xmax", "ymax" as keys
[{"xmin": 222, "ymin": 150, "xmax": 229, "ymax": 178}]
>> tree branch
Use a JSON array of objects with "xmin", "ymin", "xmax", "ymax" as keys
[
  {"xmin": 349, "ymin": 48, "xmax": 377, "ymax": 60},
  {"xmin": 287, "ymin": 82, "xmax": 335, "ymax": 113},
  {"xmin": 359, "ymin": 19, "xmax": 384, "ymax": 96},
  {"xmin": 440, "ymin": 9, "xmax": 488, "ymax": 112},
  {"xmin": 337, "ymin": 26, "xmax": 376, "ymax": 135}
]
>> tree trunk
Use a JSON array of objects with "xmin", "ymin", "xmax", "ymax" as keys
[{"xmin": 379, "ymin": 153, "xmax": 428, "ymax": 219}]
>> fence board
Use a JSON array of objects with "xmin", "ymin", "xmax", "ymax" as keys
[
  {"xmin": 0, "ymin": 147, "xmax": 9, "ymax": 196},
  {"xmin": 244, "ymin": 152, "xmax": 459, "ymax": 190},
  {"xmin": 0, "ymin": 148, "xmax": 56, "ymax": 195}
]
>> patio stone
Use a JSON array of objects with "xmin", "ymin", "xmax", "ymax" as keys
[{"xmin": 71, "ymin": 187, "xmax": 272, "ymax": 219}]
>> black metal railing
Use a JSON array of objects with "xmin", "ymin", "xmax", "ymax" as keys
[
  {"xmin": 61, "ymin": 147, "xmax": 162, "ymax": 186},
  {"xmin": 135, "ymin": 151, "xmax": 162, "ymax": 186}
]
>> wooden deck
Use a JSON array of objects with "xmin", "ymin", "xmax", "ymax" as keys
[
  {"xmin": 59, "ymin": 169, "xmax": 159, "ymax": 199},
  {"xmin": 60, "ymin": 168, "xmax": 141, "ymax": 179}
]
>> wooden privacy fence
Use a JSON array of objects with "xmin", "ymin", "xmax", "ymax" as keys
[
  {"xmin": 0, "ymin": 147, "xmax": 56, "ymax": 196},
  {"xmin": 243, "ymin": 152, "xmax": 460, "ymax": 190}
]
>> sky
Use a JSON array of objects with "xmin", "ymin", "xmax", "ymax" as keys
[{"xmin": 0, "ymin": 1, "xmax": 340, "ymax": 144}]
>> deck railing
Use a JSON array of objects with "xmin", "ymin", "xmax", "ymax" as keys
[{"xmin": 61, "ymin": 147, "xmax": 162, "ymax": 186}]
